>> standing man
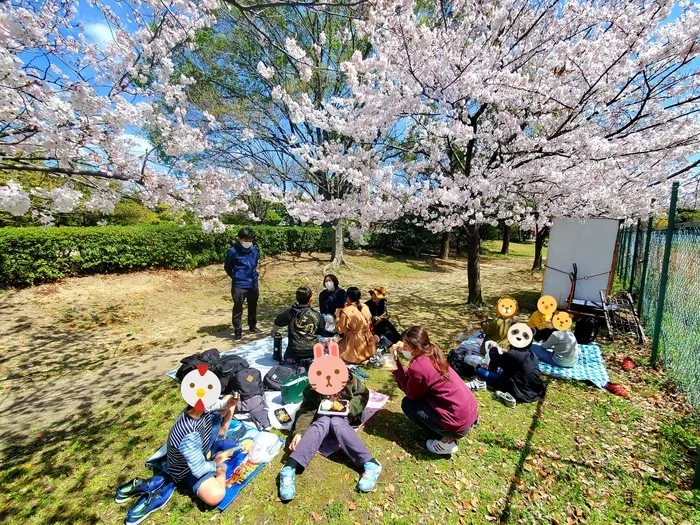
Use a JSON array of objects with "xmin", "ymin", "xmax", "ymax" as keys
[{"xmin": 224, "ymin": 228, "xmax": 261, "ymax": 340}]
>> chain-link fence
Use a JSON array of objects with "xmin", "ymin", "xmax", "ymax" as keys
[{"xmin": 616, "ymin": 212, "xmax": 700, "ymax": 412}]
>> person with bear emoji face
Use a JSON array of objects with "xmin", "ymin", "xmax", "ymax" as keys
[
  {"xmin": 530, "ymin": 311, "xmax": 579, "ymax": 367},
  {"xmin": 479, "ymin": 296, "xmax": 518, "ymax": 354}
]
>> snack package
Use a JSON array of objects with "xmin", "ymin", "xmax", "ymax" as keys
[{"xmin": 381, "ymin": 354, "xmax": 398, "ymax": 371}]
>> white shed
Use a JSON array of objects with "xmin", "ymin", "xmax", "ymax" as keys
[{"xmin": 541, "ymin": 218, "xmax": 621, "ymax": 309}]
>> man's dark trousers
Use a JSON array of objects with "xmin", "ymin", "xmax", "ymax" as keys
[{"xmin": 232, "ymin": 285, "xmax": 259, "ymax": 334}]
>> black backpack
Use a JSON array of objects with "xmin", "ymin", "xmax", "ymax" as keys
[
  {"xmin": 175, "ymin": 349, "xmax": 249, "ymax": 395},
  {"xmin": 574, "ymin": 317, "xmax": 600, "ymax": 345},
  {"xmin": 263, "ymin": 365, "xmax": 299, "ymax": 391},
  {"xmin": 232, "ymin": 368, "xmax": 264, "ymax": 400},
  {"xmin": 175, "ymin": 348, "xmax": 222, "ymax": 381},
  {"xmin": 447, "ymin": 348, "xmax": 478, "ymax": 379},
  {"xmin": 217, "ymin": 354, "xmax": 251, "ymax": 394}
]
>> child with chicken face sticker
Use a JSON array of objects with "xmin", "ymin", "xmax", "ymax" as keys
[
  {"xmin": 537, "ymin": 295, "xmax": 557, "ymax": 321},
  {"xmin": 181, "ymin": 364, "xmax": 222, "ymax": 411},
  {"xmin": 308, "ymin": 342, "xmax": 349, "ymax": 395},
  {"xmin": 552, "ymin": 311, "xmax": 573, "ymax": 331},
  {"xmin": 496, "ymin": 296, "xmax": 518, "ymax": 319}
]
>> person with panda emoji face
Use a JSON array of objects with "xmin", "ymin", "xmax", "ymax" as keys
[{"xmin": 469, "ymin": 323, "xmax": 546, "ymax": 408}]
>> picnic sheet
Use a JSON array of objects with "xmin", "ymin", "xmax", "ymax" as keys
[
  {"xmin": 536, "ymin": 342, "xmax": 609, "ymax": 389},
  {"xmin": 462, "ymin": 332, "xmax": 610, "ymax": 389},
  {"xmin": 167, "ymin": 336, "xmax": 390, "ymax": 443},
  {"xmin": 145, "ymin": 420, "xmax": 282, "ymax": 511}
]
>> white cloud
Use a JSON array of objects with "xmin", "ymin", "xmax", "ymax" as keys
[{"xmin": 84, "ymin": 22, "xmax": 115, "ymax": 49}]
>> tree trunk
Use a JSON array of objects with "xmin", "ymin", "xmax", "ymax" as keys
[
  {"xmin": 465, "ymin": 223, "xmax": 483, "ymax": 305},
  {"xmin": 532, "ymin": 225, "xmax": 550, "ymax": 271},
  {"xmin": 500, "ymin": 222, "xmax": 510, "ymax": 255},
  {"xmin": 439, "ymin": 231, "xmax": 451, "ymax": 260},
  {"xmin": 330, "ymin": 218, "xmax": 345, "ymax": 266}
]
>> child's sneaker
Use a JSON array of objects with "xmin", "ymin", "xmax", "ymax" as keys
[
  {"xmin": 124, "ymin": 481, "xmax": 175, "ymax": 525},
  {"xmin": 367, "ymin": 354, "xmax": 384, "ymax": 369},
  {"xmin": 426, "ymin": 438, "xmax": 458, "ymax": 455},
  {"xmin": 466, "ymin": 379, "xmax": 487, "ymax": 391},
  {"xmin": 279, "ymin": 466, "xmax": 296, "ymax": 501},
  {"xmin": 115, "ymin": 476, "xmax": 166, "ymax": 504},
  {"xmin": 496, "ymin": 390, "xmax": 517, "ymax": 408},
  {"xmin": 357, "ymin": 461, "xmax": 382, "ymax": 492}
]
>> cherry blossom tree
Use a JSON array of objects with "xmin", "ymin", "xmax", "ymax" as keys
[
  {"xmin": 169, "ymin": 4, "xmax": 379, "ymax": 264},
  {"xmin": 1, "ymin": 0, "xmax": 370, "ymax": 227},
  {"xmin": 276, "ymin": 0, "xmax": 700, "ymax": 304}
]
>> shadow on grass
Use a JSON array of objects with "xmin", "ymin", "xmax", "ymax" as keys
[
  {"xmin": 362, "ymin": 408, "xmax": 452, "ymax": 462},
  {"xmin": 497, "ymin": 384, "xmax": 547, "ymax": 524},
  {"xmin": 0, "ymin": 377, "xmax": 179, "ymax": 525}
]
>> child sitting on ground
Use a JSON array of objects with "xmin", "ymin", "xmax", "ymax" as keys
[
  {"xmin": 167, "ymin": 365, "xmax": 238, "ymax": 506},
  {"xmin": 278, "ymin": 342, "xmax": 381, "ymax": 500},
  {"xmin": 530, "ymin": 311, "xmax": 579, "ymax": 368},
  {"xmin": 528, "ymin": 295, "xmax": 558, "ymax": 342},
  {"xmin": 468, "ymin": 323, "xmax": 545, "ymax": 408},
  {"xmin": 479, "ymin": 296, "xmax": 518, "ymax": 354}
]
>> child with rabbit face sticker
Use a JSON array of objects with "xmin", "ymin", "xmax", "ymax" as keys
[
  {"xmin": 308, "ymin": 341, "xmax": 349, "ymax": 396},
  {"xmin": 278, "ymin": 341, "xmax": 381, "ymax": 501}
]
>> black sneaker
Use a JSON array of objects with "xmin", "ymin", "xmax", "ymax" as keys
[
  {"xmin": 233, "ymin": 331, "xmax": 242, "ymax": 340},
  {"xmin": 249, "ymin": 326, "xmax": 262, "ymax": 334}
]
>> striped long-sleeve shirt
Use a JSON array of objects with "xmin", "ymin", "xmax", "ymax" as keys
[{"xmin": 166, "ymin": 401, "xmax": 227, "ymax": 483}]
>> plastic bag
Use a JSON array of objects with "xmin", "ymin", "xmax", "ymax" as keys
[
  {"xmin": 248, "ymin": 431, "xmax": 283, "ymax": 464},
  {"xmin": 324, "ymin": 314, "xmax": 335, "ymax": 333}
]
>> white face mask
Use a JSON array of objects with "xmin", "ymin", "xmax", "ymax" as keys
[
  {"xmin": 400, "ymin": 349, "xmax": 413, "ymax": 360},
  {"xmin": 240, "ymin": 241, "xmax": 252, "ymax": 249},
  {"xmin": 325, "ymin": 281, "xmax": 335, "ymax": 291}
]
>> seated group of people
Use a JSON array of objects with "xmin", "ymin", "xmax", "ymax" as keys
[
  {"xmin": 273, "ymin": 275, "xmax": 401, "ymax": 365},
  {"xmin": 149, "ymin": 289, "xmax": 577, "ymax": 511},
  {"xmin": 467, "ymin": 294, "xmax": 580, "ymax": 407}
]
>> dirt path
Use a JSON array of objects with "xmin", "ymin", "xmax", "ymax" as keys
[{"xmin": 0, "ymin": 252, "xmax": 540, "ymax": 453}]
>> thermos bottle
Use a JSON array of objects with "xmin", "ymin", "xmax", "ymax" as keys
[{"xmin": 273, "ymin": 332, "xmax": 283, "ymax": 363}]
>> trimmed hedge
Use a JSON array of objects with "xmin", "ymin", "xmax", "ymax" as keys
[{"xmin": 0, "ymin": 224, "xmax": 334, "ymax": 287}]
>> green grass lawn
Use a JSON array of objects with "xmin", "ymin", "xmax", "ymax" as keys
[
  {"xmin": 482, "ymin": 240, "xmax": 547, "ymax": 259},
  {"xmin": 1, "ymin": 248, "xmax": 698, "ymax": 525}
]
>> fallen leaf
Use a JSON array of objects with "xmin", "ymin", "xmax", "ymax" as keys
[
  {"xmin": 387, "ymin": 484, "xmax": 396, "ymax": 493},
  {"xmin": 348, "ymin": 503, "xmax": 356, "ymax": 511},
  {"xmin": 311, "ymin": 511, "xmax": 322, "ymax": 522}
]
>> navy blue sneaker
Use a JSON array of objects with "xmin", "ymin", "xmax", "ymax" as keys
[
  {"xmin": 115, "ymin": 476, "xmax": 165, "ymax": 504},
  {"xmin": 125, "ymin": 481, "xmax": 175, "ymax": 525}
]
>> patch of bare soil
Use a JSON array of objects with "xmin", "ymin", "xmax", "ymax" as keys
[{"xmin": 0, "ymin": 252, "xmax": 540, "ymax": 452}]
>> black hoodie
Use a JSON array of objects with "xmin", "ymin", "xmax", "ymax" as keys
[{"xmin": 274, "ymin": 302, "xmax": 323, "ymax": 360}]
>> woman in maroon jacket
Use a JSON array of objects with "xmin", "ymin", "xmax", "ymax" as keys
[{"xmin": 391, "ymin": 326, "xmax": 478, "ymax": 455}]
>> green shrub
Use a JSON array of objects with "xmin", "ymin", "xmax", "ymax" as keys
[{"xmin": 0, "ymin": 224, "xmax": 334, "ymax": 287}]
